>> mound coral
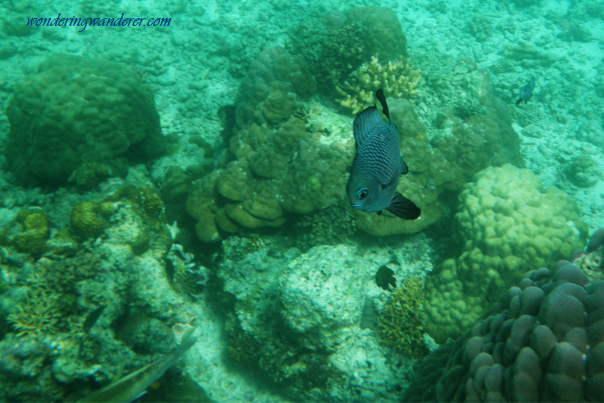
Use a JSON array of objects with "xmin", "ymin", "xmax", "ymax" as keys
[
  {"xmin": 186, "ymin": 47, "xmax": 352, "ymax": 242},
  {"xmin": 4, "ymin": 54, "xmax": 165, "ymax": 185},
  {"xmin": 0, "ymin": 208, "xmax": 50, "ymax": 256},
  {"xmin": 287, "ymin": 6, "xmax": 408, "ymax": 96},
  {"xmin": 404, "ymin": 258, "xmax": 604, "ymax": 402},
  {"xmin": 424, "ymin": 164, "xmax": 588, "ymax": 343},
  {"xmin": 69, "ymin": 186, "xmax": 171, "ymax": 259},
  {"xmin": 336, "ymin": 56, "xmax": 421, "ymax": 114}
]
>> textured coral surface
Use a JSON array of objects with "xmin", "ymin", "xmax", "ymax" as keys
[
  {"xmin": 425, "ymin": 164, "xmax": 588, "ymax": 343},
  {"xmin": 4, "ymin": 54, "xmax": 164, "ymax": 185},
  {"xmin": 405, "ymin": 259, "xmax": 604, "ymax": 402}
]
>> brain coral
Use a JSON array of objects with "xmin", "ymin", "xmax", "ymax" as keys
[
  {"xmin": 425, "ymin": 164, "xmax": 588, "ymax": 343},
  {"xmin": 404, "ymin": 258, "xmax": 604, "ymax": 402},
  {"xmin": 4, "ymin": 54, "xmax": 165, "ymax": 185}
]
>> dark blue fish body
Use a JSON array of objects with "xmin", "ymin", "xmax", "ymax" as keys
[
  {"xmin": 347, "ymin": 89, "xmax": 420, "ymax": 220},
  {"xmin": 516, "ymin": 76, "xmax": 535, "ymax": 105}
]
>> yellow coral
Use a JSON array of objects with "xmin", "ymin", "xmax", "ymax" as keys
[
  {"xmin": 10, "ymin": 208, "xmax": 50, "ymax": 255},
  {"xmin": 69, "ymin": 201, "xmax": 105, "ymax": 240},
  {"xmin": 377, "ymin": 276, "xmax": 428, "ymax": 359},
  {"xmin": 336, "ymin": 56, "xmax": 421, "ymax": 114}
]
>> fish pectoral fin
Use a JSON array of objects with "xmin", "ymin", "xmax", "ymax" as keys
[
  {"xmin": 386, "ymin": 193, "xmax": 421, "ymax": 220},
  {"xmin": 400, "ymin": 159, "xmax": 409, "ymax": 175}
]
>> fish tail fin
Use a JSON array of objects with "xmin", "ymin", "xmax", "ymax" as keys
[
  {"xmin": 386, "ymin": 193, "xmax": 421, "ymax": 220},
  {"xmin": 376, "ymin": 88, "xmax": 390, "ymax": 121},
  {"xmin": 166, "ymin": 326, "xmax": 202, "ymax": 368}
]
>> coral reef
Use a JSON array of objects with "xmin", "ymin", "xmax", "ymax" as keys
[
  {"xmin": 68, "ymin": 162, "xmax": 113, "ymax": 190},
  {"xmin": 186, "ymin": 47, "xmax": 352, "ymax": 242},
  {"xmin": 346, "ymin": 6, "xmax": 408, "ymax": 62},
  {"xmin": 377, "ymin": 276, "xmax": 429, "ymax": 359},
  {"xmin": 403, "ymin": 258, "xmax": 604, "ymax": 402},
  {"xmin": 503, "ymin": 40, "xmax": 561, "ymax": 67},
  {"xmin": 218, "ymin": 236, "xmax": 433, "ymax": 401},
  {"xmin": 69, "ymin": 201, "xmax": 107, "ymax": 240},
  {"xmin": 336, "ymin": 56, "xmax": 421, "ymax": 114},
  {"xmin": 69, "ymin": 186, "xmax": 172, "ymax": 259},
  {"xmin": 574, "ymin": 228, "xmax": 604, "ymax": 283},
  {"xmin": 424, "ymin": 164, "xmax": 588, "ymax": 343},
  {"xmin": 0, "ymin": 208, "xmax": 50, "ymax": 256},
  {"xmin": 0, "ymin": 187, "xmax": 204, "ymax": 401},
  {"xmin": 287, "ymin": 6, "xmax": 407, "ymax": 97},
  {"xmin": 235, "ymin": 46, "xmax": 316, "ymax": 127},
  {"xmin": 4, "ymin": 54, "xmax": 165, "ymax": 185},
  {"xmin": 565, "ymin": 154, "xmax": 600, "ymax": 188}
]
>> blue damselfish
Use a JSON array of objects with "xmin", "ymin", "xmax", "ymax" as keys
[{"xmin": 347, "ymin": 89, "xmax": 421, "ymax": 220}]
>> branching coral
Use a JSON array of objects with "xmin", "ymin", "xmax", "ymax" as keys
[
  {"xmin": 336, "ymin": 56, "xmax": 421, "ymax": 114},
  {"xmin": 6, "ymin": 286, "xmax": 62, "ymax": 337},
  {"xmin": 378, "ymin": 276, "xmax": 429, "ymax": 359}
]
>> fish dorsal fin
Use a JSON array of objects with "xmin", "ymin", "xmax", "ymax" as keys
[
  {"xmin": 353, "ymin": 105, "xmax": 383, "ymax": 149},
  {"xmin": 375, "ymin": 89, "xmax": 390, "ymax": 121}
]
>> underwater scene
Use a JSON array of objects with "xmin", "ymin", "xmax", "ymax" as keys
[{"xmin": 0, "ymin": 0, "xmax": 603, "ymax": 401}]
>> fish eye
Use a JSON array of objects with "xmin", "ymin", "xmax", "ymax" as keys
[
  {"xmin": 357, "ymin": 188, "xmax": 368, "ymax": 200},
  {"xmin": 381, "ymin": 184, "xmax": 387, "ymax": 190}
]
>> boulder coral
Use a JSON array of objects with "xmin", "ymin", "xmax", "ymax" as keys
[
  {"xmin": 425, "ymin": 164, "xmax": 588, "ymax": 343},
  {"xmin": 69, "ymin": 186, "xmax": 171, "ymax": 259},
  {"xmin": 403, "ymin": 257, "xmax": 604, "ymax": 402},
  {"xmin": 186, "ymin": 47, "xmax": 351, "ymax": 242},
  {"xmin": 4, "ymin": 54, "xmax": 165, "ymax": 185},
  {"xmin": 0, "ymin": 208, "xmax": 50, "ymax": 256},
  {"xmin": 287, "ymin": 6, "xmax": 407, "ymax": 96}
]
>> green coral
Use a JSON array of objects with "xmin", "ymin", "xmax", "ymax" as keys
[
  {"xmin": 287, "ymin": 20, "xmax": 370, "ymax": 94},
  {"xmin": 503, "ymin": 40, "xmax": 561, "ymax": 67},
  {"xmin": 336, "ymin": 56, "xmax": 421, "ymax": 114},
  {"xmin": 69, "ymin": 201, "xmax": 107, "ymax": 240},
  {"xmin": 287, "ymin": 6, "xmax": 408, "ymax": 97},
  {"xmin": 346, "ymin": 6, "xmax": 408, "ymax": 61},
  {"xmin": 186, "ymin": 47, "xmax": 352, "ymax": 242},
  {"xmin": 69, "ymin": 186, "xmax": 171, "ymax": 258},
  {"xmin": 565, "ymin": 154, "xmax": 599, "ymax": 188},
  {"xmin": 424, "ymin": 164, "xmax": 588, "ymax": 343},
  {"xmin": 4, "ymin": 54, "xmax": 165, "ymax": 185},
  {"xmin": 0, "ymin": 208, "xmax": 50, "ymax": 256},
  {"xmin": 68, "ymin": 162, "xmax": 112, "ymax": 190},
  {"xmin": 378, "ymin": 276, "xmax": 429, "ymax": 359}
]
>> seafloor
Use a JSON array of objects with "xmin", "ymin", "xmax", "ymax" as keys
[{"xmin": 0, "ymin": 0, "xmax": 603, "ymax": 402}]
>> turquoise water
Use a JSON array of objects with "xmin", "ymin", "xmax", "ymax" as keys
[{"xmin": 0, "ymin": 0, "xmax": 603, "ymax": 402}]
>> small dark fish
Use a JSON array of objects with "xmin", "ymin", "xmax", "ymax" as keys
[
  {"xmin": 83, "ymin": 305, "xmax": 106, "ymax": 334},
  {"xmin": 516, "ymin": 76, "xmax": 535, "ymax": 105},
  {"xmin": 375, "ymin": 266, "xmax": 396, "ymax": 291},
  {"xmin": 347, "ymin": 89, "xmax": 421, "ymax": 220}
]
